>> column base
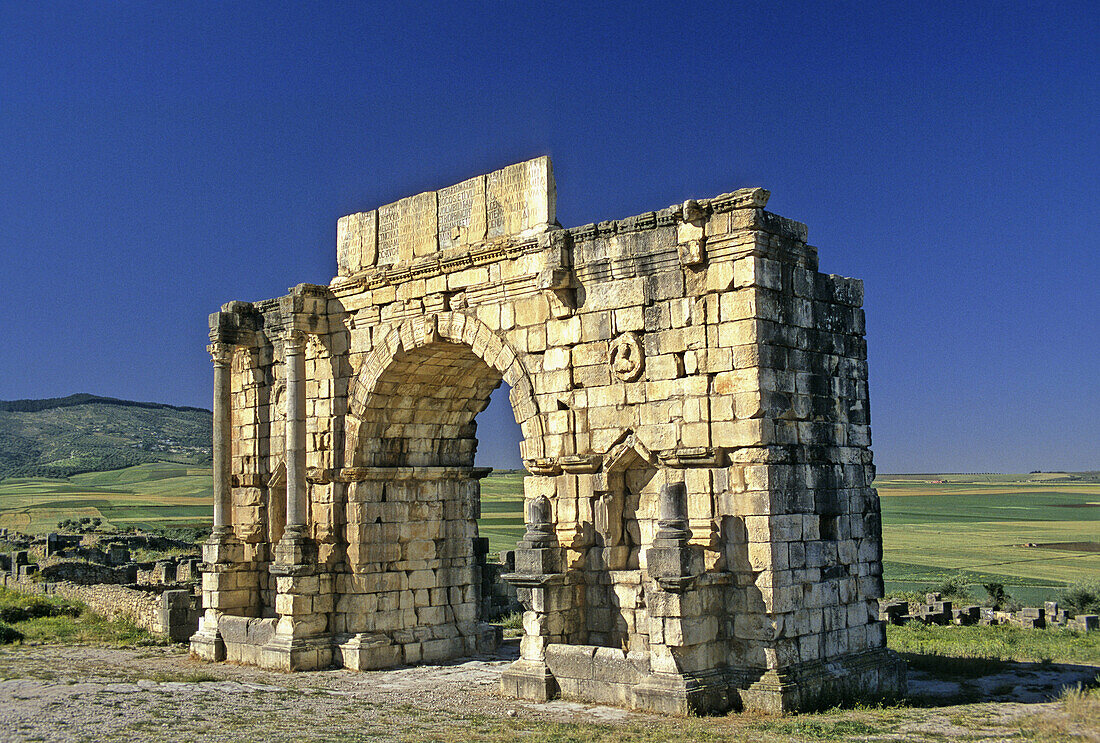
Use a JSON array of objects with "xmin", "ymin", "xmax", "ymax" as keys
[
  {"xmin": 732, "ymin": 648, "xmax": 908, "ymax": 713},
  {"xmin": 259, "ymin": 634, "xmax": 335, "ymax": 671},
  {"xmin": 189, "ymin": 619, "xmax": 226, "ymax": 662},
  {"xmin": 500, "ymin": 659, "xmax": 559, "ymax": 701},
  {"xmin": 272, "ymin": 527, "xmax": 316, "ymax": 570},
  {"xmin": 202, "ymin": 528, "xmax": 244, "ymax": 564}
]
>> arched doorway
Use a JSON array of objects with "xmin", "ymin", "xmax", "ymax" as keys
[{"xmin": 334, "ymin": 329, "xmax": 535, "ymax": 668}]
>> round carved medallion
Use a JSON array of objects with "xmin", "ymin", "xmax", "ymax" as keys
[{"xmin": 609, "ymin": 332, "xmax": 644, "ymax": 382}]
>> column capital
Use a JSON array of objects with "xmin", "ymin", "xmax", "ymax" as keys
[
  {"xmin": 284, "ymin": 329, "xmax": 308, "ymax": 355},
  {"xmin": 208, "ymin": 342, "xmax": 234, "ymax": 367}
]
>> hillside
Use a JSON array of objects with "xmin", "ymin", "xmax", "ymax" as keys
[{"xmin": 0, "ymin": 394, "xmax": 211, "ymax": 479}]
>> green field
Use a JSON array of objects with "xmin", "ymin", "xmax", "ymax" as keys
[
  {"xmin": 478, "ymin": 472, "xmax": 526, "ymax": 558},
  {"xmin": 2, "ymin": 465, "xmax": 1095, "ymax": 606},
  {"xmin": 0, "ymin": 462, "xmax": 213, "ymax": 534},
  {"xmin": 876, "ymin": 473, "xmax": 1099, "ymax": 605}
]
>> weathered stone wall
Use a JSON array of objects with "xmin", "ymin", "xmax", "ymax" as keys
[
  {"xmin": 195, "ymin": 157, "xmax": 904, "ymax": 713},
  {"xmin": 38, "ymin": 560, "xmax": 138, "ymax": 585},
  {"xmin": 3, "ymin": 575, "xmax": 197, "ymax": 638}
]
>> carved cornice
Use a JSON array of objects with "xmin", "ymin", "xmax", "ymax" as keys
[
  {"xmin": 706, "ymin": 187, "xmax": 771, "ymax": 213},
  {"xmin": 331, "ymin": 234, "xmax": 542, "ymax": 296}
]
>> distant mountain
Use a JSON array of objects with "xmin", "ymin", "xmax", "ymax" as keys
[{"xmin": 0, "ymin": 394, "xmax": 212, "ymax": 479}]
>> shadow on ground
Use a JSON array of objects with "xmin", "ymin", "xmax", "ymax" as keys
[{"xmin": 902, "ymin": 652, "xmax": 1099, "ymax": 707}]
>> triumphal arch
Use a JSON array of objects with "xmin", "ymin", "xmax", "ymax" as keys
[{"xmin": 191, "ymin": 157, "xmax": 905, "ymax": 713}]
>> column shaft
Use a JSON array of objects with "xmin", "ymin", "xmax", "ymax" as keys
[
  {"xmin": 210, "ymin": 344, "xmax": 233, "ymax": 531},
  {"xmin": 285, "ymin": 331, "xmax": 307, "ymax": 529}
]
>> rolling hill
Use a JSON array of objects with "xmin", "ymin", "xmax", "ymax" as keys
[{"xmin": 0, "ymin": 394, "xmax": 211, "ymax": 479}]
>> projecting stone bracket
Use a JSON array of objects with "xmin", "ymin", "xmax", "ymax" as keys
[
  {"xmin": 658, "ymin": 446, "xmax": 726, "ymax": 468},
  {"xmin": 537, "ymin": 230, "xmax": 575, "ymax": 317},
  {"xmin": 559, "ymin": 454, "xmax": 601, "ymax": 473},
  {"xmin": 523, "ymin": 458, "xmax": 561, "ymax": 476}
]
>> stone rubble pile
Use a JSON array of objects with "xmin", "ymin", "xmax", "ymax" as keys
[{"xmin": 877, "ymin": 593, "xmax": 1098, "ymax": 632}]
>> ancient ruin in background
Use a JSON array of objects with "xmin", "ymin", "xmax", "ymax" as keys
[{"xmin": 191, "ymin": 157, "xmax": 906, "ymax": 713}]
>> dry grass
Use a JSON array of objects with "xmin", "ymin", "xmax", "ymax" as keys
[{"xmin": 1017, "ymin": 682, "xmax": 1100, "ymax": 741}]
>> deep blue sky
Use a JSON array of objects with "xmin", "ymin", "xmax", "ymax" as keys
[{"xmin": 1, "ymin": 2, "xmax": 1096, "ymax": 473}]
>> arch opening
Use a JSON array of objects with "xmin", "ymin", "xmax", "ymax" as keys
[
  {"xmin": 352, "ymin": 341, "xmax": 504, "ymax": 468},
  {"xmin": 335, "ymin": 337, "xmax": 524, "ymax": 665}
]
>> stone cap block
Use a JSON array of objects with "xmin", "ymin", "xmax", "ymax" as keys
[{"xmin": 336, "ymin": 156, "xmax": 556, "ymax": 276}]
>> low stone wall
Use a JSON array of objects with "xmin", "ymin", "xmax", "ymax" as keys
[
  {"xmin": 38, "ymin": 560, "xmax": 137, "ymax": 585},
  {"xmin": 544, "ymin": 644, "xmax": 647, "ymax": 707},
  {"xmin": 1, "ymin": 574, "xmax": 199, "ymax": 640},
  {"xmin": 878, "ymin": 595, "xmax": 1099, "ymax": 632}
]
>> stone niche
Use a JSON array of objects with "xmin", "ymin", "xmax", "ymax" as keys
[{"xmin": 192, "ymin": 156, "xmax": 906, "ymax": 714}]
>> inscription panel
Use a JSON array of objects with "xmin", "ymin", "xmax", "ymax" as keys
[
  {"xmin": 377, "ymin": 203, "xmax": 400, "ymax": 266},
  {"xmin": 438, "ymin": 176, "xmax": 486, "ymax": 250},
  {"xmin": 486, "ymin": 156, "xmax": 553, "ymax": 239},
  {"xmin": 338, "ymin": 210, "xmax": 376, "ymax": 274},
  {"xmin": 399, "ymin": 191, "xmax": 438, "ymax": 259},
  {"xmin": 343, "ymin": 156, "xmax": 554, "ymax": 267}
]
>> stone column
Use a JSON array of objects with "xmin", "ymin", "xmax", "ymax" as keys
[
  {"xmin": 273, "ymin": 329, "xmax": 312, "ymax": 565},
  {"xmin": 191, "ymin": 342, "xmax": 246, "ymax": 662},
  {"xmin": 210, "ymin": 342, "xmax": 233, "ymax": 537},
  {"xmin": 264, "ymin": 328, "xmax": 330, "ymax": 671},
  {"xmin": 284, "ymin": 330, "xmax": 307, "ymax": 537}
]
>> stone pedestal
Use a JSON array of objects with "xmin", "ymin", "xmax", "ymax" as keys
[
  {"xmin": 733, "ymin": 647, "xmax": 908, "ymax": 713},
  {"xmin": 632, "ymin": 670, "xmax": 730, "ymax": 715},
  {"xmin": 190, "ymin": 529, "xmax": 250, "ymax": 662},
  {"xmin": 260, "ymin": 531, "xmax": 334, "ymax": 671},
  {"xmin": 500, "ymin": 658, "xmax": 559, "ymax": 701}
]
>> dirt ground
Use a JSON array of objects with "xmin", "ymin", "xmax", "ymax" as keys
[{"xmin": 0, "ymin": 641, "xmax": 1096, "ymax": 742}]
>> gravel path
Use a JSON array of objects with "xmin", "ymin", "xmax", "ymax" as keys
[
  {"xmin": 0, "ymin": 643, "xmax": 644, "ymax": 742},
  {"xmin": 0, "ymin": 643, "xmax": 1095, "ymax": 742}
]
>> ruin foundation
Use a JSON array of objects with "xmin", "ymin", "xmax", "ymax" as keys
[{"xmin": 192, "ymin": 157, "xmax": 905, "ymax": 713}]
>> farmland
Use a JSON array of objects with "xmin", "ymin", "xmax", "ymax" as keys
[
  {"xmin": 0, "ymin": 463, "xmax": 212, "ymax": 535},
  {"xmin": 1, "ymin": 465, "xmax": 1095, "ymax": 605},
  {"xmin": 876, "ymin": 472, "xmax": 1099, "ymax": 605}
]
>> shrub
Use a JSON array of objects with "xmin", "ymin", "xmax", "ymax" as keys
[
  {"xmin": 0, "ymin": 589, "xmax": 83, "ymax": 623},
  {"xmin": 500, "ymin": 611, "xmax": 524, "ymax": 630},
  {"xmin": 0, "ymin": 623, "xmax": 23, "ymax": 644},
  {"xmin": 884, "ymin": 589, "xmax": 925, "ymax": 604},
  {"xmin": 1060, "ymin": 581, "xmax": 1100, "ymax": 616},
  {"xmin": 0, "ymin": 606, "xmax": 28, "ymax": 623},
  {"xmin": 933, "ymin": 574, "xmax": 973, "ymax": 602},
  {"xmin": 983, "ymin": 582, "xmax": 1011, "ymax": 610}
]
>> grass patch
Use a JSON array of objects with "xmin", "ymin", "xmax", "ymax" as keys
[
  {"xmin": 751, "ymin": 717, "xmax": 882, "ymax": 741},
  {"xmin": 887, "ymin": 622, "xmax": 1100, "ymax": 665},
  {"xmin": 499, "ymin": 611, "xmax": 523, "ymax": 630},
  {"xmin": 143, "ymin": 670, "xmax": 221, "ymax": 683},
  {"xmin": 0, "ymin": 586, "xmax": 164, "ymax": 647},
  {"xmin": 1017, "ymin": 682, "xmax": 1100, "ymax": 741}
]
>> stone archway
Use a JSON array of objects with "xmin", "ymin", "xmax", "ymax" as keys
[{"xmin": 194, "ymin": 156, "xmax": 906, "ymax": 713}]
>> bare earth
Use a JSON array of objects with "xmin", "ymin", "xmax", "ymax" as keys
[{"xmin": 0, "ymin": 642, "xmax": 1096, "ymax": 742}]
